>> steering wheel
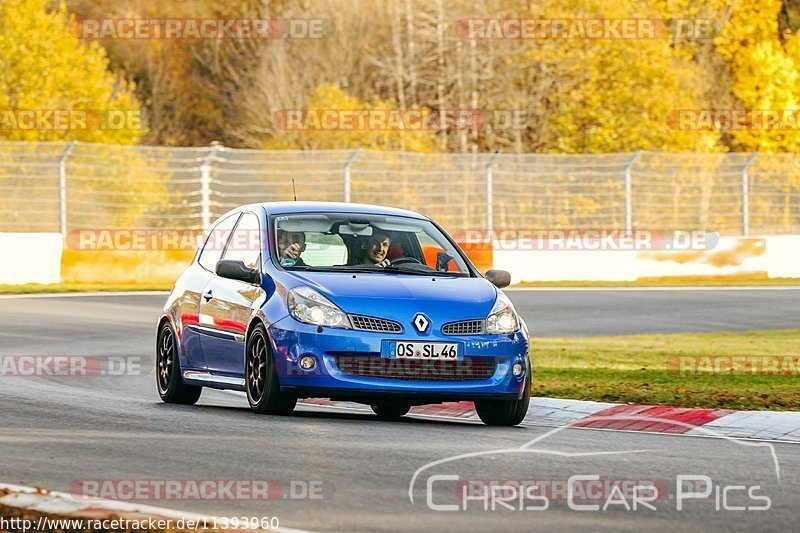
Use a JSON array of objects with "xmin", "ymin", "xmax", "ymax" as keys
[{"xmin": 390, "ymin": 256, "xmax": 423, "ymax": 266}]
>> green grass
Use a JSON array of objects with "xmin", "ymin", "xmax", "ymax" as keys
[{"xmin": 532, "ymin": 329, "xmax": 800, "ymax": 410}]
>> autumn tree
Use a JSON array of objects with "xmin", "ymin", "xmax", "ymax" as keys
[{"xmin": 0, "ymin": 0, "xmax": 142, "ymax": 143}]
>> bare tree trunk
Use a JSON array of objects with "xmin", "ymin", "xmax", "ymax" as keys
[
  {"xmin": 404, "ymin": 0, "xmax": 417, "ymax": 105},
  {"xmin": 455, "ymin": 38, "xmax": 467, "ymax": 153},
  {"xmin": 435, "ymin": 0, "xmax": 447, "ymax": 151},
  {"xmin": 390, "ymin": 0, "xmax": 406, "ymax": 151},
  {"xmin": 469, "ymin": 38, "xmax": 479, "ymax": 154}
]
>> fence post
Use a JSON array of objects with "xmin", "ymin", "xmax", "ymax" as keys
[
  {"xmin": 741, "ymin": 152, "xmax": 758, "ymax": 236},
  {"xmin": 200, "ymin": 141, "xmax": 221, "ymax": 229},
  {"xmin": 624, "ymin": 151, "xmax": 642, "ymax": 233},
  {"xmin": 58, "ymin": 141, "xmax": 76, "ymax": 237},
  {"xmin": 343, "ymin": 148, "xmax": 361, "ymax": 202},
  {"xmin": 485, "ymin": 150, "xmax": 500, "ymax": 232}
]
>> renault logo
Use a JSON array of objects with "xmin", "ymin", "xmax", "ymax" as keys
[{"xmin": 413, "ymin": 313, "xmax": 430, "ymax": 333}]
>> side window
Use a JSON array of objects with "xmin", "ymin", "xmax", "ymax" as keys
[
  {"xmin": 223, "ymin": 212, "xmax": 262, "ymax": 270},
  {"xmin": 198, "ymin": 214, "xmax": 240, "ymax": 272}
]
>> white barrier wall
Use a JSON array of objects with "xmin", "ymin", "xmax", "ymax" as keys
[
  {"xmin": 0, "ymin": 233, "xmax": 62, "ymax": 284},
  {"xmin": 494, "ymin": 235, "xmax": 800, "ymax": 283},
  {"xmin": 0, "ymin": 232, "xmax": 795, "ymax": 285}
]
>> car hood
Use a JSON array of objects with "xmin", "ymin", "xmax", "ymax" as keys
[{"xmin": 284, "ymin": 271, "xmax": 498, "ymax": 325}]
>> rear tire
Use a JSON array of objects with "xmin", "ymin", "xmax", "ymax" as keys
[
  {"xmin": 246, "ymin": 324, "xmax": 297, "ymax": 415},
  {"xmin": 371, "ymin": 403, "xmax": 412, "ymax": 420},
  {"xmin": 475, "ymin": 366, "xmax": 531, "ymax": 426},
  {"xmin": 156, "ymin": 322, "xmax": 202, "ymax": 405}
]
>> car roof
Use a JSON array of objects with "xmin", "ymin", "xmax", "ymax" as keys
[{"xmin": 244, "ymin": 201, "xmax": 430, "ymax": 220}]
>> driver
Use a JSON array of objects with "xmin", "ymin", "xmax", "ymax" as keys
[
  {"xmin": 277, "ymin": 229, "xmax": 307, "ymax": 266},
  {"xmin": 360, "ymin": 229, "xmax": 392, "ymax": 267}
]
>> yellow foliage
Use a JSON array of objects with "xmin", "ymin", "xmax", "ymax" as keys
[
  {"xmin": 524, "ymin": 0, "xmax": 720, "ymax": 153},
  {"xmin": 263, "ymin": 83, "xmax": 439, "ymax": 152},
  {"xmin": 0, "ymin": 1, "xmax": 166, "ymax": 231},
  {"xmin": 0, "ymin": 0, "xmax": 143, "ymax": 144},
  {"xmin": 713, "ymin": 0, "xmax": 800, "ymax": 152}
]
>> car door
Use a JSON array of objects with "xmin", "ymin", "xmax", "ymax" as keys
[
  {"xmin": 198, "ymin": 211, "xmax": 265, "ymax": 377},
  {"xmin": 180, "ymin": 212, "xmax": 240, "ymax": 371}
]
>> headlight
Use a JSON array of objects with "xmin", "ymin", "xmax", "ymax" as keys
[
  {"xmin": 288, "ymin": 286, "xmax": 351, "ymax": 329},
  {"xmin": 486, "ymin": 291, "xmax": 519, "ymax": 334}
]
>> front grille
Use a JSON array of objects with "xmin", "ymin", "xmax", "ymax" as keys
[
  {"xmin": 334, "ymin": 356, "xmax": 497, "ymax": 381},
  {"xmin": 349, "ymin": 314, "xmax": 403, "ymax": 333},
  {"xmin": 442, "ymin": 319, "xmax": 485, "ymax": 335}
]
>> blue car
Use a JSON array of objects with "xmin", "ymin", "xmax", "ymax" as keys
[{"xmin": 157, "ymin": 202, "xmax": 530, "ymax": 426}]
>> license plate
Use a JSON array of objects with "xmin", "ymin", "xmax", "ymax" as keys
[{"xmin": 387, "ymin": 341, "xmax": 459, "ymax": 360}]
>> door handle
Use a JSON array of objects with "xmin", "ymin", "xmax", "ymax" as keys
[{"xmin": 202, "ymin": 290, "xmax": 213, "ymax": 301}]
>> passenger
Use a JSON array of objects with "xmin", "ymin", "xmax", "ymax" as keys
[
  {"xmin": 360, "ymin": 229, "xmax": 392, "ymax": 267},
  {"xmin": 277, "ymin": 229, "xmax": 307, "ymax": 266}
]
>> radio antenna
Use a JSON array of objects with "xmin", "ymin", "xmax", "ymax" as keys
[{"xmin": 292, "ymin": 178, "xmax": 297, "ymax": 201}]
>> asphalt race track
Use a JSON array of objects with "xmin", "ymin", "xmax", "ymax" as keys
[
  {"xmin": 508, "ymin": 287, "xmax": 800, "ymax": 337},
  {"xmin": 1, "ymin": 290, "xmax": 799, "ymax": 531}
]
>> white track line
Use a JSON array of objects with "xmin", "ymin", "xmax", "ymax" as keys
[
  {"xmin": 506, "ymin": 286, "xmax": 800, "ymax": 291},
  {"xmin": 0, "ymin": 291, "xmax": 170, "ymax": 300},
  {"xmin": 0, "ymin": 482, "xmax": 314, "ymax": 533}
]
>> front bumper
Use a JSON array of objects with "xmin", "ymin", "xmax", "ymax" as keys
[{"xmin": 268, "ymin": 316, "xmax": 529, "ymax": 402}]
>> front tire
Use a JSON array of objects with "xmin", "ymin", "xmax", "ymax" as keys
[
  {"xmin": 246, "ymin": 324, "xmax": 297, "ymax": 415},
  {"xmin": 156, "ymin": 322, "xmax": 202, "ymax": 405},
  {"xmin": 371, "ymin": 403, "xmax": 412, "ymax": 420},
  {"xmin": 475, "ymin": 367, "xmax": 531, "ymax": 426}
]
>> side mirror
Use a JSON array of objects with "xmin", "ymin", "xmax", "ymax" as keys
[
  {"xmin": 216, "ymin": 260, "xmax": 260, "ymax": 285},
  {"xmin": 485, "ymin": 269, "xmax": 511, "ymax": 288},
  {"xmin": 436, "ymin": 251, "xmax": 454, "ymax": 272}
]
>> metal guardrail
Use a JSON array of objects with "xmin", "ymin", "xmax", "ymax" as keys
[{"xmin": 0, "ymin": 141, "xmax": 797, "ymax": 236}]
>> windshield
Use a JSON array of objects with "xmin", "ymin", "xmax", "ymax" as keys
[{"xmin": 271, "ymin": 213, "xmax": 471, "ymax": 276}]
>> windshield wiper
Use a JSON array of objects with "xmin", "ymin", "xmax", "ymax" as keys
[
  {"xmin": 380, "ymin": 264, "xmax": 467, "ymax": 277},
  {"xmin": 286, "ymin": 264, "xmax": 466, "ymax": 277},
  {"xmin": 378, "ymin": 265, "xmax": 436, "ymax": 276},
  {"xmin": 335, "ymin": 265, "xmax": 433, "ymax": 275}
]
